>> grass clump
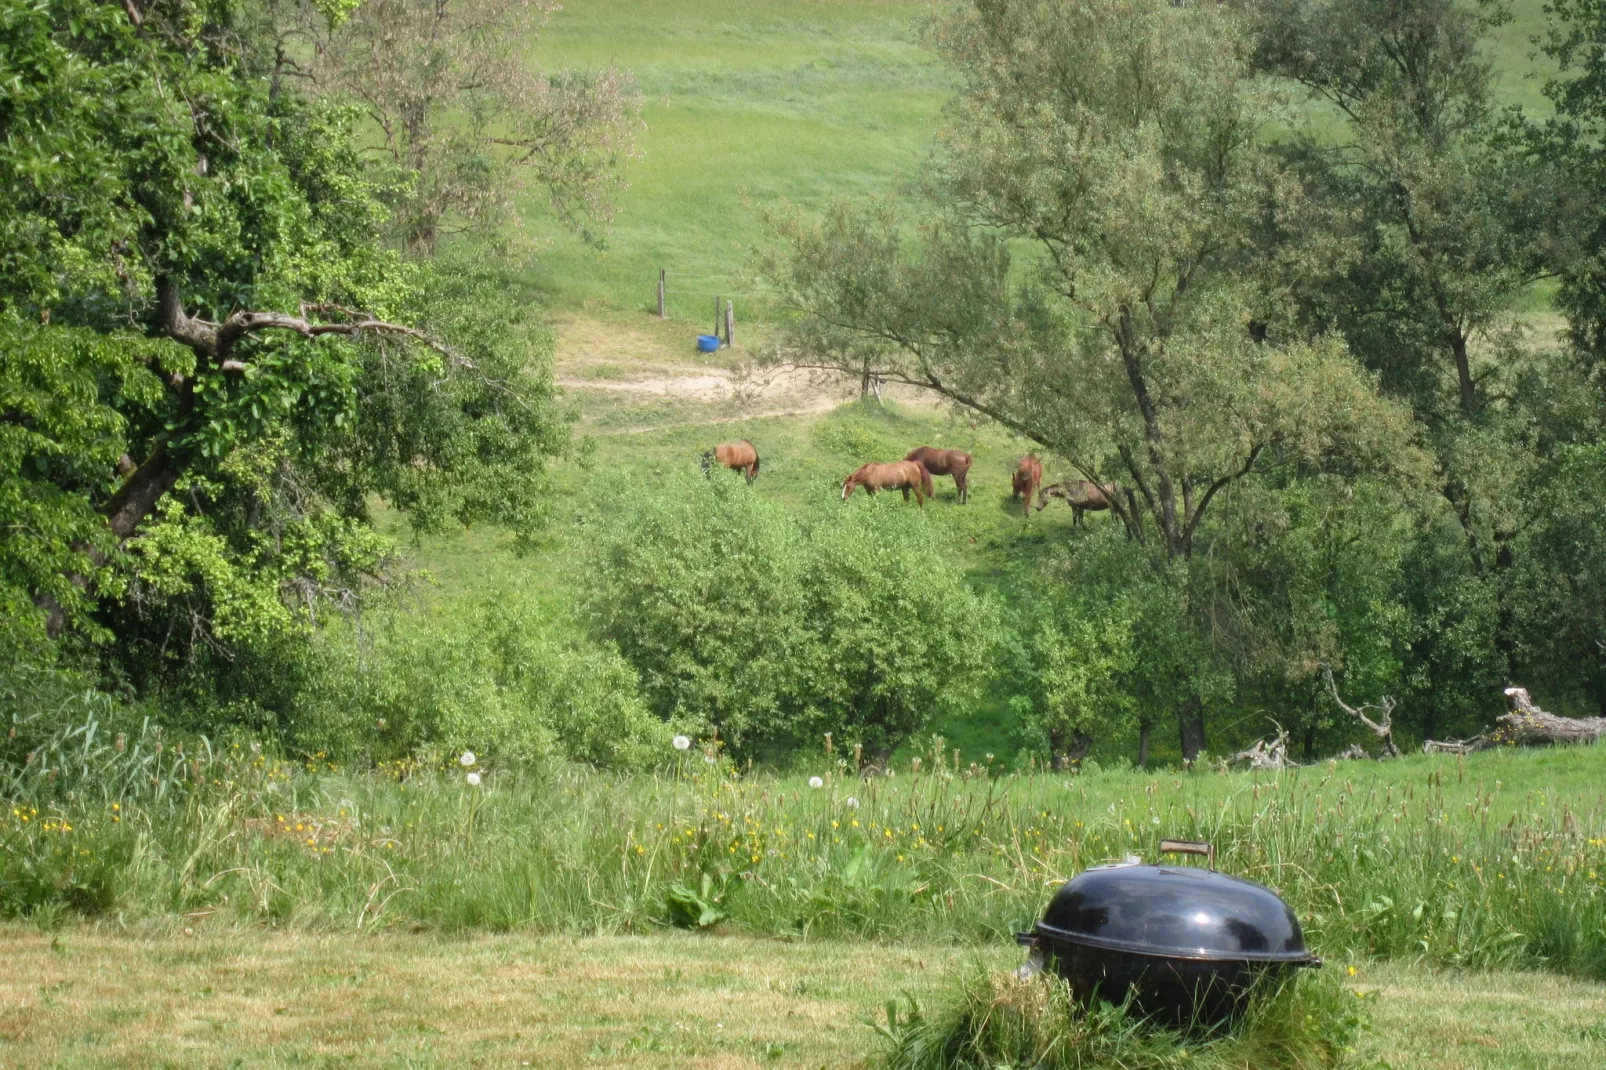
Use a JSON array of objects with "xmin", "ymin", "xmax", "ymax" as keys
[{"xmin": 879, "ymin": 966, "xmax": 1369, "ymax": 1070}]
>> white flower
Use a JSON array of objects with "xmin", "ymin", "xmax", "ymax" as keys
[
  {"xmin": 672, "ymin": 734, "xmax": 691, "ymax": 751},
  {"xmin": 808, "ymin": 776, "xmax": 824, "ymax": 789},
  {"xmin": 703, "ymin": 753, "xmax": 717, "ymax": 764},
  {"xmin": 459, "ymin": 751, "xmax": 477, "ymax": 768},
  {"xmin": 845, "ymin": 796, "xmax": 860, "ymax": 809},
  {"xmin": 465, "ymin": 772, "xmax": 482, "ymax": 787}
]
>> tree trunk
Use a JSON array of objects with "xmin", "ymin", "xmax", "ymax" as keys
[
  {"xmin": 1178, "ymin": 696, "xmax": 1207, "ymax": 763},
  {"xmin": 103, "ymin": 444, "xmax": 182, "ymax": 539},
  {"xmin": 1424, "ymin": 688, "xmax": 1606, "ymax": 751},
  {"xmin": 1137, "ymin": 721, "xmax": 1152, "ymax": 768},
  {"xmin": 1451, "ymin": 331, "xmax": 1476, "ymax": 418}
]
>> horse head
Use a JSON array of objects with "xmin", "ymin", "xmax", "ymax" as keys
[{"xmin": 841, "ymin": 468, "xmax": 861, "ymax": 501}]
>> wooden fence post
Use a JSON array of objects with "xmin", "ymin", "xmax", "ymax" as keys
[
  {"xmin": 657, "ymin": 268, "xmax": 665, "ymax": 319},
  {"xmin": 724, "ymin": 300, "xmax": 734, "ymax": 348}
]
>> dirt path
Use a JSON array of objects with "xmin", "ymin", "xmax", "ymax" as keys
[{"xmin": 551, "ymin": 313, "xmax": 939, "ymax": 432}]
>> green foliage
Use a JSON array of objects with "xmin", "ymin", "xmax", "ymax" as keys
[
  {"xmin": 7, "ymin": 729, "xmax": 1606, "ymax": 988},
  {"xmin": 797, "ymin": 502, "xmax": 995, "ymax": 757},
  {"xmin": 0, "ymin": 0, "xmax": 570, "ymax": 738},
  {"xmin": 664, "ymin": 873, "xmax": 730, "ymax": 929},
  {"xmin": 581, "ymin": 472, "xmax": 812, "ymax": 750},
  {"xmin": 1508, "ymin": 444, "xmax": 1606, "ymax": 713},
  {"xmin": 583, "ymin": 472, "xmax": 993, "ymax": 756},
  {"xmin": 299, "ymin": 592, "xmax": 667, "ymax": 768}
]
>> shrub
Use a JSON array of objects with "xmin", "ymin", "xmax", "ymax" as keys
[
  {"xmin": 798, "ymin": 502, "xmax": 995, "ymax": 758},
  {"xmin": 291, "ymin": 590, "xmax": 666, "ymax": 768},
  {"xmin": 581, "ymin": 471, "xmax": 814, "ymax": 751},
  {"xmin": 584, "ymin": 474, "xmax": 995, "ymax": 757}
]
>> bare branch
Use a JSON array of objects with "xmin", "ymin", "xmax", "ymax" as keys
[{"xmin": 1323, "ymin": 664, "xmax": 1401, "ymax": 757}]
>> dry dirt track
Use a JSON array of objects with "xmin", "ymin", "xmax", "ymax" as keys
[{"xmin": 551, "ymin": 313, "xmax": 942, "ymax": 433}]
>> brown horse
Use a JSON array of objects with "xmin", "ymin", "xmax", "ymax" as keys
[
  {"xmin": 1037, "ymin": 479, "xmax": 1127, "ymax": 526},
  {"xmin": 841, "ymin": 461, "xmax": 932, "ymax": 506},
  {"xmin": 904, "ymin": 446, "xmax": 972, "ymax": 504},
  {"xmin": 702, "ymin": 440, "xmax": 760, "ymax": 484},
  {"xmin": 1011, "ymin": 455, "xmax": 1043, "ymax": 518}
]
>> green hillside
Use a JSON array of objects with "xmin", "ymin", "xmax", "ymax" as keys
[{"xmin": 516, "ymin": 0, "xmax": 1555, "ymax": 316}]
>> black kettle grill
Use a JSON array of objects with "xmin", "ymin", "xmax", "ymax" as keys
[{"xmin": 1015, "ymin": 840, "xmax": 1321, "ymax": 1026}]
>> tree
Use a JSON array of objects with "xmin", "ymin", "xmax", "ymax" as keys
[
  {"xmin": 759, "ymin": 0, "xmax": 1420, "ymax": 759},
  {"xmin": 1539, "ymin": 0, "xmax": 1606, "ymax": 378},
  {"xmin": 1247, "ymin": 0, "xmax": 1562, "ymax": 425},
  {"xmin": 291, "ymin": 0, "xmax": 641, "ymax": 253},
  {"xmin": 0, "ymin": 0, "xmax": 565, "ymax": 682}
]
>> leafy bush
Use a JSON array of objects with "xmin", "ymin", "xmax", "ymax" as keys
[
  {"xmin": 583, "ymin": 473, "xmax": 994, "ymax": 757},
  {"xmin": 291, "ymin": 589, "xmax": 666, "ymax": 769},
  {"xmin": 797, "ymin": 502, "xmax": 995, "ymax": 758},
  {"xmin": 580, "ymin": 471, "xmax": 812, "ymax": 751}
]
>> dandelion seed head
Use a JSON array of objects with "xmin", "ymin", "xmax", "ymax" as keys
[
  {"xmin": 459, "ymin": 751, "xmax": 477, "ymax": 768},
  {"xmin": 466, "ymin": 771, "xmax": 482, "ymax": 787},
  {"xmin": 672, "ymin": 734, "xmax": 691, "ymax": 751},
  {"xmin": 808, "ymin": 776, "xmax": 824, "ymax": 789}
]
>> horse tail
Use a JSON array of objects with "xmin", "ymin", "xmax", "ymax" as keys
[
  {"xmin": 750, "ymin": 452, "xmax": 760, "ymax": 477},
  {"xmin": 921, "ymin": 464, "xmax": 934, "ymax": 500},
  {"xmin": 701, "ymin": 450, "xmax": 714, "ymax": 477}
]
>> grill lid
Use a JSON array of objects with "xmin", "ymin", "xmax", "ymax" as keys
[{"xmin": 1034, "ymin": 854, "xmax": 1314, "ymax": 964}]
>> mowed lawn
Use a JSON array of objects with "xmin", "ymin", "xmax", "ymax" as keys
[{"xmin": 1, "ymin": 928, "xmax": 1603, "ymax": 1068}]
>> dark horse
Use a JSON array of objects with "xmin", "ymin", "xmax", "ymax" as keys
[
  {"xmin": 1037, "ymin": 479, "xmax": 1137, "ymax": 531},
  {"xmin": 841, "ymin": 461, "xmax": 933, "ymax": 506},
  {"xmin": 904, "ymin": 446, "xmax": 972, "ymax": 503},
  {"xmin": 1011, "ymin": 455, "xmax": 1043, "ymax": 518},
  {"xmin": 702, "ymin": 440, "xmax": 760, "ymax": 484}
]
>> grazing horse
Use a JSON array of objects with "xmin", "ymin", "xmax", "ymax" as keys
[
  {"xmin": 701, "ymin": 440, "xmax": 760, "ymax": 484},
  {"xmin": 904, "ymin": 446, "xmax": 972, "ymax": 504},
  {"xmin": 841, "ymin": 461, "xmax": 932, "ymax": 506},
  {"xmin": 1037, "ymin": 479, "xmax": 1133, "ymax": 528},
  {"xmin": 1011, "ymin": 454, "xmax": 1043, "ymax": 518}
]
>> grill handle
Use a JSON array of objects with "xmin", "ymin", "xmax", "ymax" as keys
[
  {"xmin": 1159, "ymin": 838, "xmax": 1216, "ymax": 870},
  {"xmin": 1013, "ymin": 930, "xmax": 1038, "ymax": 947}
]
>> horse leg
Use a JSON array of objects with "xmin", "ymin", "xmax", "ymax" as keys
[
  {"xmin": 957, "ymin": 470, "xmax": 968, "ymax": 504},
  {"xmin": 1073, "ymin": 505, "xmax": 1085, "ymax": 527},
  {"xmin": 902, "ymin": 487, "xmax": 910, "ymax": 502}
]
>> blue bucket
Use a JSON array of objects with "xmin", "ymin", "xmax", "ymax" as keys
[{"xmin": 696, "ymin": 334, "xmax": 721, "ymax": 353}]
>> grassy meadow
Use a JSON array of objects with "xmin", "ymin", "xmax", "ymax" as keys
[
  {"xmin": 7, "ymin": 729, "xmax": 1606, "ymax": 1065},
  {"xmin": 8, "ymin": 3, "xmax": 1601, "ymax": 1067},
  {"xmin": 518, "ymin": 0, "xmax": 947, "ymax": 316}
]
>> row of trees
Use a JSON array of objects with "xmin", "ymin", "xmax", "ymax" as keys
[{"xmin": 759, "ymin": 0, "xmax": 1606, "ymax": 762}]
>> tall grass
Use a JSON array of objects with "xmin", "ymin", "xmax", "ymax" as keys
[
  {"xmin": 877, "ymin": 966, "xmax": 1368, "ymax": 1070},
  {"xmin": 5, "ymin": 717, "xmax": 1605, "ymax": 981}
]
